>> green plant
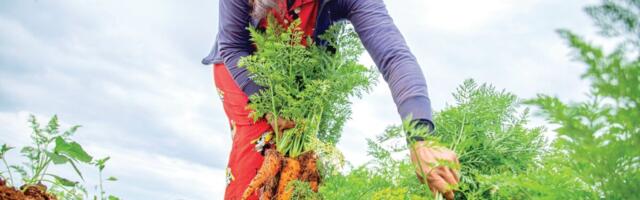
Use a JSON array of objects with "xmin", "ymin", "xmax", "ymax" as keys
[
  {"xmin": 319, "ymin": 79, "xmax": 545, "ymax": 199},
  {"xmin": 318, "ymin": 122, "xmax": 433, "ymax": 199},
  {"xmin": 0, "ymin": 144, "xmax": 15, "ymax": 186},
  {"xmin": 486, "ymin": 0, "xmax": 640, "ymax": 199},
  {"xmin": 239, "ymin": 17, "xmax": 376, "ymax": 158},
  {"xmin": 0, "ymin": 115, "xmax": 119, "ymax": 200},
  {"xmin": 13, "ymin": 115, "xmax": 91, "ymax": 190},
  {"xmin": 93, "ymin": 157, "xmax": 119, "ymax": 200},
  {"xmin": 434, "ymin": 80, "xmax": 545, "ymax": 199},
  {"xmin": 237, "ymin": 16, "xmax": 376, "ymax": 199}
]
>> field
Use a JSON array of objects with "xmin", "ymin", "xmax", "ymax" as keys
[{"xmin": 1, "ymin": 0, "xmax": 639, "ymax": 199}]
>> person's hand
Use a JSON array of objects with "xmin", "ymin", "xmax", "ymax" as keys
[
  {"xmin": 410, "ymin": 141, "xmax": 460, "ymax": 200},
  {"xmin": 265, "ymin": 113, "xmax": 295, "ymax": 134}
]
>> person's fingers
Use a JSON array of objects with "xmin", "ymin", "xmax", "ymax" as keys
[
  {"xmin": 425, "ymin": 174, "xmax": 439, "ymax": 197},
  {"xmin": 427, "ymin": 173, "xmax": 450, "ymax": 196},
  {"xmin": 280, "ymin": 119, "xmax": 295, "ymax": 129},
  {"xmin": 448, "ymin": 167, "xmax": 460, "ymax": 183},
  {"xmin": 265, "ymin": 113, "xmax": 274, "ymax": 121},
  {"xmin": 437, "ymin": 167, "xmax": 458, "ymax": 186},
  {"xmin": 266, "ymin": 114, "xmax": 295, "ymax": 130},
  {"xmin": 444, "ymin": 190, "xmax": 455, "ymax": 200},
  {"xmin": 428, "ymin": 183, "xmax": 438, "ymax": 196}
]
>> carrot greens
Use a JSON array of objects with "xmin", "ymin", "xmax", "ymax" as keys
[{"xmin": 239, "ymin": 16, "xmax": 375, "ymax": 158}]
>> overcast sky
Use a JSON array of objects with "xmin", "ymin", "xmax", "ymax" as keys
[{"xmin": 1, "ymin": 0, "xmax": 600, "ymax": 199}]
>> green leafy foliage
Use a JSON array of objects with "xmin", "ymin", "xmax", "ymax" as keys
[
  {"xmin": 487, "ymin": 1, "xmax": 640, "ymax": 199},
  {"xmin": 13, "ymin": 115, "xmax": 91, "ymax": 187},
  {"xmin": 434, "ymin": 80, "xmax": 545, "ymax": 199},
  {"xmin": 239, "ymin": 17, "xmax": 376, "ymax": 157},
  {"xmin": 0, "ymin": 115, "xmax": 120, "ymax": 200},
  {"xmin": 0, "ymin": 144, "xmax": 16, "ymax": 186},
  {"xmin": 319, "ymin": 79, "xmax": 545, "ymax": 199}
]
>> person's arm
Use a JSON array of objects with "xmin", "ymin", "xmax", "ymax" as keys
[
  {"xmin": 345, "ymin": 0, "xmax": 433, "ymax": 126},
  {"xmin": 345, "ymin": 0, "xmax": 458, "ymax": 199},
  {"xmin": 218, "ymin": 0, "xmax": 262, "ymax": 96}
]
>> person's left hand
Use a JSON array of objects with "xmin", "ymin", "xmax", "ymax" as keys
[
  {"xmin": 265, "ymin": 113, "xmax": 295, "ymax": 134},
  {"xmin": 410, "ymin": 141, "xmax": 460, "ymax": 200}
]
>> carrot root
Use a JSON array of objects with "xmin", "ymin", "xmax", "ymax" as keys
[
  {"xmin": 242, "ymin": 149, "xmax": 283, "ymax": 200},
  {"xmin": 299, "ymin": 151, "xmax": 320, "ymax": 192},
  {"xmin": 276, "ymin": 157, "xmax": 302, "ymax": 200},
  {"xmin": 259, "ymin": 175, "xmax": 278, "ymax": 200}
]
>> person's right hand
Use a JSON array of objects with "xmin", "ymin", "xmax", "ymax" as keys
[
  {"xmin": 265, "ymin": 113, "xmax": 295, "ymax": 134},
  {"xmin": 410, "ymin": 142, "xmax": 460, "ymax": 200}
]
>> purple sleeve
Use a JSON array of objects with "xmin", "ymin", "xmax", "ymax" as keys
[
  {"xmin": 218, "ymin": 0, "xmax": 262, "ymax": 96},
  {"xmin": 346, "ymin": 0, "xmax": 433, "ymax": 121}
]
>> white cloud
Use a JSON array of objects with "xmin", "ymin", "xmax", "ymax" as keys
[
  {"xmin": 86, "ymin": 144, "xmax": 227, "ymax": 200},
  {"xmin": 418, "ymin": 0, "xmax": 535, "ymax": 32},
  {"xmin": 0, "ymin": 0, "xmax": 605, "ymax": 199}
]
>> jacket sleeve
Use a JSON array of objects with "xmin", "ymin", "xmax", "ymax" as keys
[
  {"xmin": 345, "ymin": 0, "xmax": 434, "ymax": 122},
  {"xmin": 218, "ymin": 0, "xmax": 262, "ymax": 96}
]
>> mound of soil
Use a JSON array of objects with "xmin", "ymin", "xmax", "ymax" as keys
[{"xmin": 0, "ymin": 179, "xmax": 57, "ymax": 200}]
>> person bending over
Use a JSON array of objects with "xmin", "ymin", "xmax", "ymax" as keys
[{"xmin": 202, "ymin": 0, "xmax": 460, "ymax": 199}]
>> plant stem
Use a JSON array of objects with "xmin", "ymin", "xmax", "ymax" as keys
[
  {"xmin": 269, "ymin": 80, "xmax": 280, "ymax": 142},
  {"xmin": 32, "ymin": 158, "xmax": 51, "ymax": 184},
  {"xmin": 452, "ymin": 113, "xmax": 467, "ymax": 152},
  {"xmin": 2, "ymin": 157, "xmax": 14, "ymax": 186},
  {"xmin": 410, "ymin": 142, "xmax": 429, "ymax": 185},
  {"xmin": 99, "ymin": 170, "xmax": 104, "ymax": 200}
]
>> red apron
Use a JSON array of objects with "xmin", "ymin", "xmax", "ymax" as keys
[{"xmin": 214, "ymin": 1, "xmax": 318, "ymax": 199}]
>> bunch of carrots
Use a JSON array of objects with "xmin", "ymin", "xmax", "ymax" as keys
[
  {"xmin": 242, "ymin": 148, "xmax": 319, "ymax": 200},
  {"xmin": 238, "ymin": 15, "xmax": 375, "ymax": 200}
]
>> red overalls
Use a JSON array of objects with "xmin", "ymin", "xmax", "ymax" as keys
[{"xmin": 213, "ymin": 1, "xmax": 318, "ymax": 199}]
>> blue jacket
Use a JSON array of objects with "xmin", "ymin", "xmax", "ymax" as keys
[{"xmin": 202, "ymin": 0, "xmax": 434, "ymax": 124}]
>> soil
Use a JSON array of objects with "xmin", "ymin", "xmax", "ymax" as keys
[
  {"xmin": 0, "ymin": 178, "xmax": 57, "ymax": 200},
  {"xmin": 254, "ymin": 150, "xmax": 322, "ymax": 200},
  {"xmin": 298, "ymin": 151, "xmax": 320, "ymax": 192}
]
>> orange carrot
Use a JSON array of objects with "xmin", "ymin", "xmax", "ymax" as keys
[
  {"xmin": 276, "ymin": 157, "xmax": 301, "ymax": 200},
  {"xmin": 300, "ymin": 152, "xmax": 320, "ymax": 192},
  {"xmin": 242, "ymin": 149, "xmax": 283, "ymax": 200},
  {"xmin": 260, "ymin": 175, "xmax": 278, "ymax": 200},
  {"xmin": 309, "ymin": 181, "xmax": 318, "ymax": 192}
]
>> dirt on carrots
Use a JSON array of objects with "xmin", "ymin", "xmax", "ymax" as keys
[
  {"xmin": 299, "ymin": 152, "xmax": 319, "ymax": 192},
  {"xmin": 241, "ymin": 149, "xmax": 321, "ymax": 200},
  {"xmin": 0, "ymin": 178, "xmax": 57, "ymax": 200}
]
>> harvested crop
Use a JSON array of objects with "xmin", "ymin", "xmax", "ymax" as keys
[
  {"xmin": 237, "ymin": 14, "xmax": 375, "ymax": 199},
  {"xmin": 259, "ymin": 173, "xmax": 278, "ymax": 200},
  {"xmin": 299, "ymin": 152, "xmax": 319, "ymax": 192},
  {"xmin": 242, "ymin": 148, "xmax": 283, "ymax": 200},
  {"xmin": 276, "ymin": 158, "xmax": 302, "ymax": 200}
]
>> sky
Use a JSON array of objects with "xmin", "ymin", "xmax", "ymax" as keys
[{"xmin": 0, "ymin": 0, "xmax": 601, "ymax": 199}]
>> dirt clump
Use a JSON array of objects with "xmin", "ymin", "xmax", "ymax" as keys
[{"xmin": 0, "ymin": 179, "xmax": 57, "ymax": 200}]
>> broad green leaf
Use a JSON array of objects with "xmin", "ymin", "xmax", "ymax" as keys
[
  {"xmin": 45, "ymin": 151, "xmax": 69, "ymax": 164},
  {"xmin": 54, "ymin": 137, "xmax": 93, "ymax": 163},
  {"xmin": 107, "ymin": 176, "xmax": 118, "ymax": 181},
  {"xmin": 108, "ymin": 195, "xmax": 120, "ymax": 200},
  {"xmin": 48, "ymin": 174, "xmax": 78, "ymax": 187}
]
